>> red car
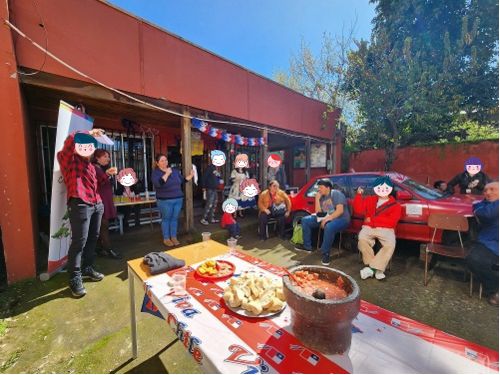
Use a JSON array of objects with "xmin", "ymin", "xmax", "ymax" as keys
[{"xmin": 289, "ymin": 172, "xmax": 480, "ymax": 243}]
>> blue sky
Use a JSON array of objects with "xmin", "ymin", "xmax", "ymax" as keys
[{"xmin": 107, "ymin": 0, "xmax": 376, "ymax": 79}]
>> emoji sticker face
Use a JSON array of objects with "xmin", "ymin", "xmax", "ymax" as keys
[
  {"xmin": 466, "ymin": 164, "xmax": 481, "ymax": 176},
  {"xmin": 119, "ymin": 173, "xmax": 136, "ymax": 187},
  {"xmin": 240, "ymin": 178, "xmax": 260, "ymax": 198},
  {"xmin": 211, "ymin": 150, "xmax": 226, "ymax": 167},
  {"xmin": 75, "ymin": 143, "xmax": 96, "ymax": 157},
  {"xmin": 222, "ymin": 198, "xmax": 238, "ymax": 214},
  {"xmin": 117, "ymin": 168, "xmax": 138, "ymax": 187},
  {"xmin": 234, "ymin": 154, "xmax": 249, "ymax": 169},
  {"xmin": 243, "ymin": 185, "xmax": 258, "ymax": 198},
  {"xmin": 267, "ymin": 154, "xmax": 281, "ymax": 168},
  {"xmin": 373, "ymin": 183, "xmax": 393, "ymax": 198}
]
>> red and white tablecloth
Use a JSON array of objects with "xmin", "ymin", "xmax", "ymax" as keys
[{"xmin": 141, "ymin": 251, "xmax": 498, "ymax": 374}]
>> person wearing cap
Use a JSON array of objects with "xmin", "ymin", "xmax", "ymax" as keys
[
  {"xmin": 294, "ymin": 179, "xmax": 350, "ymax": 265},
  {"xmin": 57, "ymin": 129, "xmax": 106, "ymax": 297},
  {"xmin": 447, "ymin": 157, "xmax": 492, "ymax": 195},
  {"xmin": 353, "ymin": 176, "xmax": 402, "ymax": 280}
]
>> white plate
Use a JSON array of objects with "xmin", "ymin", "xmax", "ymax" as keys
[{"xmin": 223, "ymin": 300, "xmax": 287, "ymax": 318}]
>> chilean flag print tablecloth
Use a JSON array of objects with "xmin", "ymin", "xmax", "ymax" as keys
[{"xmin": 141, "ymin": 250, "xmax": 498, "ymax": 374}]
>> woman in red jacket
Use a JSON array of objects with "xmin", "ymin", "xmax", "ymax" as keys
[{"xmin": 353, "ymin": 176, "xmax": 401, "ymax": 280}]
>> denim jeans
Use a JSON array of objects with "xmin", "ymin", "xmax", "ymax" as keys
[
  {"xmin": 301, "ymin": 215, "xmax": 350, "ymax": 256},
  {"xmin": 226, "ymin": 223, "xmax": 240, "ymax": 238},
  {"xmin": 202, "ymin": 189, "xmax": 218, "ymax": 221},
  {"xmin": 67, "ymin": 198, "xmax": 104, "ymax": 278},
  {"xmin": 157, "ymin": 198, "xmax": 183, "ymax": 239}
]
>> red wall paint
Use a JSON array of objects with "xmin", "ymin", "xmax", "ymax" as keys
[
  {"xmin": 11, "ymin": 0, "xmax": 337, "ymax": 139},
  {"xmin": 349, "ymin": 141, "xmax": 499, "ymax": 185},
  {"xmin": 0, "ymin": 1, "xmax": 37, "ymax": 283}
]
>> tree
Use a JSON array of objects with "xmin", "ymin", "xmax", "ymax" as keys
[
  {"xmin": 344, "ymin": 0, "xmax": 499, "ymax": 169},
  {"xmin": 274, "ymin": 24, "xmax": 360, "ymax": 128}
]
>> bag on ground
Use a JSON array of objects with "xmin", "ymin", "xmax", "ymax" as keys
[{"xmin": 291, "ymin": 222, "xmax": 303, "ymax": 245}]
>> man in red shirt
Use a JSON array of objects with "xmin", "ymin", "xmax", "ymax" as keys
[
  {"xmin": 57, "ymin": 129, "xmax": 105, "ymax": 297},
  {"xmin": 353, "ymin": 176, "xmax": 402, "ymax": 280}
]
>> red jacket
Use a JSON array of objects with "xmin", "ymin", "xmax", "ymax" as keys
[
  {"xmin": 221, "ymin": 212, "xmax": 236, "ymax": 228},
  {"xmin": 352, "ymin": 194, "xmax": 401, "ymax": 229}
]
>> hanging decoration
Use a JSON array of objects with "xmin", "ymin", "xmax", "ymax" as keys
[
  {"xmin": 122, "ymin": 118, "xmax": 160, "ymax": 137},
  {"xmin": 191, "ymin": 118, "xmax": 265, "ymax": 147}
]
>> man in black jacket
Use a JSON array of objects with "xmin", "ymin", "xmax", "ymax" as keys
[
  {"xmin": 447, "ymin": 157, "xmax": 491, "ymax": 195},
  {"xmin": 200, "ymin": 150, "xmax": 225, "ymax": 225}
]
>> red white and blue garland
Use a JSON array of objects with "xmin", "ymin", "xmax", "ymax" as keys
[{"xmin": 191, "ymin": 118, "xmax": 265, "ymax": 146}]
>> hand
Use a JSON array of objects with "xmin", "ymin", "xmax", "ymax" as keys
[
  {"xmin": 468, "ymin": 180, "xmax": 479, "ymax": 188},
  {"xmin": 89, "ymin": 128, "xmax": 105, "ymax": 137},
  {"xmin": 163, "ymin": 167, "xmax": 172, "ymax": 176},
  {"xmin": 106, "ymin": 167, "xmax": 118, "ymax": 176},
  {"xmin": 265, "ymin": 209, "xmax": 271, "ymax": 215},
  {"xmin": 364, "ymin": 217, "xmax": 371, "ymax": 223},
  {"xmin": 285, "ymin": 211, "xmax": 290, "ymax": 218},
  {"xmin": 320, "ymin": 218, "xmax": 330, "ymax": 229},
  {"xmin": 188, "ymin": 169, "xmax": 195, "ymax": 178},
  {"xmin": 315, "ymin": 191, "xmax": 322, "ymax": 200},
  {"xmin": 357, "ymin": 187, "xmax": 364, "ymax": 195}
]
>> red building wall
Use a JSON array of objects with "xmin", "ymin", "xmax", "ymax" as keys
[
  {"xmin": 10, "ymin": 0, "xmax": 338, "ymax": 140},
  {"xmin": 349, "ymin": 141, "xmax": 499, "ymax": 185},
  {"xmin": 0, "ymin": 1, "xmax": 37, "ymax": 282}
]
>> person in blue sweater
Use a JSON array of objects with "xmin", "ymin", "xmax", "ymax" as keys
[
  {"xmin": 466, "ymin": 182, "xmax": 499, "ymax": 306},
  {"xmin": 152, "ymin": 154, "xmax": 194, "ymax": 247}
]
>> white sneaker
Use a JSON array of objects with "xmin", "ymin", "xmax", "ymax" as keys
[
  {"xmin": 375, "ymin": 270, "xmax": 386, "ymax": 280},
  {"xmin": 360, "ymin": 266, "xmax": 374, "ymax": 280}
]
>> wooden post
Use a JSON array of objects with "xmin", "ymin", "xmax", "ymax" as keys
[
  {"xmin": 305, "ymin": 138, "xmax": 311, "ymax": 182},
  {"xmin": 330, "ymin": 138, "xmax": 336, "ymax": 174},
  {"xmin": 181, "ymin": 108, "xmax": 193, "ymax": 232},
  {"xmin": 259, "ymin": 129, "xmax": 268, "ymax": 188}
]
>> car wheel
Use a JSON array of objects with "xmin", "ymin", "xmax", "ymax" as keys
[{"xmin": 292, "ymin": 211, "xmax": 308, "ymax": 227}]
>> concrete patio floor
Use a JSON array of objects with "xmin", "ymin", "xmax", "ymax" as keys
[{"xmin": 0, "ymin": 215, "xmax": 498, "ymax": 373}]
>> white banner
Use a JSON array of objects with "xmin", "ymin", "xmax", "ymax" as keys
[{"xmin": 43, "ymin": 101, "xmax": 93, "ymax": 279}]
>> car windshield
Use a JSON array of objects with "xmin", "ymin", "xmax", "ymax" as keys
[{"xmin": 401, "ymin": 178, "xmax": 446, "ymax": 200}]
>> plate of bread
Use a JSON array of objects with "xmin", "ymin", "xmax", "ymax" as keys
[{"xmin": 222, "ymin": 272, "xmax": 286, "ymax": 317}]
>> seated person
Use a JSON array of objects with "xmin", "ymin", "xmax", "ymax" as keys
[
  {"xmin": 294, "ymin": 179, "xmax": 350, "ymax": 266},
  {"xmin": 353, "ymin": 176, "xmax": 402, "ymax": 280},
  {"xmin": 466, "ymin": 182, "xmax": 499, "ymax": 306},
  {"xmin": 257, "ymin": 180, "xmax": 291, "ymax": 240},
  {"xmin": 433, "ymin": 180, "xmax": 447, "ymax": 193},
  {"xmin": 115, "ymin": 179, "xmax": 143, "ymax": 228},
  {"xmin": 221, "ymin": 198, "xmax": 241, "ymax": 239}
]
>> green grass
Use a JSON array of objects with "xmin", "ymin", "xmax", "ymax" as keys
[
  {"xmin": 0, "ymin": 349, "xmax": 23, "ymax": 372},
  {"xmin": 61, "ymin": 327, "xmax": 126, "ymax": 373},
  {"xmin": 0, "ymin": 320, "xmax": 6, "ymax": 337}
]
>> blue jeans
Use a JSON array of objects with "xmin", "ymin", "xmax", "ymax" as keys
[
  {"xmin": 301, "ymin": 215, "xmax": 350, "ymax": 256},
  {"xmin": 157, "ymin": 198, "xmax": 183, "ymax": 239},
  {"xmin": 227, "ymin": 223, "xmax": 240, "ymax": 238}
]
